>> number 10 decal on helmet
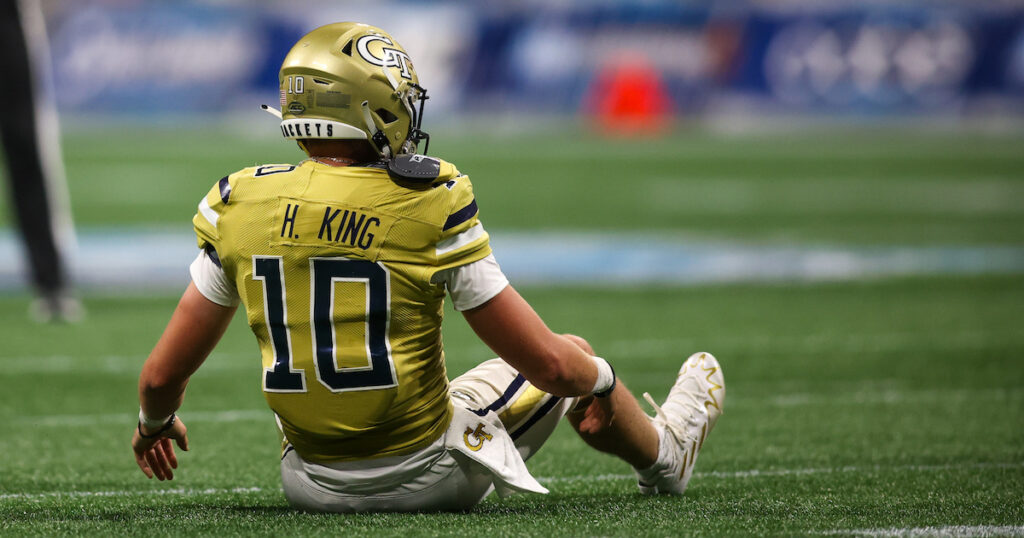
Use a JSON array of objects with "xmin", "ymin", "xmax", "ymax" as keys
[{"xmin": 261, "ymin": 22, "xmax": 430, "ymax": 159}]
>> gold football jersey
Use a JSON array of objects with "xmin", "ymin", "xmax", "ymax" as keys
[{"xmin": 192, "ymin": 158, "xmax": 490, "ymax": 462}]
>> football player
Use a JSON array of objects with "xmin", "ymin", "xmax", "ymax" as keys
[{"xmin": 130, "ymin": 22, "xmax": 725, "ymax": 512}]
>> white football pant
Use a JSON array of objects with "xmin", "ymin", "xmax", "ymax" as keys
[{"xmin": 280, "ymin": 358, "xmax": 579, "ymax": 512}]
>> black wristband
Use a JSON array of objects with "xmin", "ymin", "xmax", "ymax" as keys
[
  {"xmin": 593, "ymin": 365, "xmax": 616, "ymax": 398},
  {"xmin": 137, "ymin": 413, "xmax": 176, "ymax": 439}
]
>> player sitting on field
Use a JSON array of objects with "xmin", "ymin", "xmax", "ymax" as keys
[{"xmin": 129, "ymin": 22, "xmax": 725, "ymax": 512}]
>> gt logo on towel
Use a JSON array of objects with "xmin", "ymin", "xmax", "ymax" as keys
[{"xmin": 463, "ymin": 423, "xmax": 493, "ymax": 452}]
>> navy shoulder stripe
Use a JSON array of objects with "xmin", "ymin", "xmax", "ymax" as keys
[
  {"xmin": 218, "ymin": 176, "xmax": 231, "ymax": 204},
  {"xmin": 443, "ymin": 199, "xmax": 478, "ymax": 231},
  {"xmin": 204, "ymin": 245, "xmax": 222, "ymax": 268}
]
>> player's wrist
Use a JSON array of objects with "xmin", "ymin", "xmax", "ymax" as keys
[
  {"xmin": 139, "ymin": 409, "xmax": 175, "ymax": 430},
  {"xmin": 590, "ymin": 356, "xmax": 616, "ymax": 397}
]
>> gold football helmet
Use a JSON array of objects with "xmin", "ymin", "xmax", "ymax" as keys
[{"xmin": 263, "ymin": 22, "xmax": 429, "ymax": 158}]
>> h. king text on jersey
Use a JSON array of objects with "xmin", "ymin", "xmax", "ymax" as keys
[{"xmin": 312, "ymin": 206, "xmax": 380, "ymax": 250}]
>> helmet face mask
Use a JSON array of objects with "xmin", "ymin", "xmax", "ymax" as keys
[{"xmin": 269, "ymin": 22, "xmax": 430, "ymax": 158}]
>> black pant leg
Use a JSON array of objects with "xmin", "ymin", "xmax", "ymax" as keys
[{"xmin": 0, "ymin": 0, "xmax": 68, "ymax": 294}]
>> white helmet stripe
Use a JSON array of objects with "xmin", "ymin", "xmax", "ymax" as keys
[{"xmin": 383, "ymin": 64, "xmax": 400, "ymax": 91}]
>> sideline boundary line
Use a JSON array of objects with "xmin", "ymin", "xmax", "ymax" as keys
[{"xmin": 818, "ymin": 525, "xmax": 1024, "ymax": 537}]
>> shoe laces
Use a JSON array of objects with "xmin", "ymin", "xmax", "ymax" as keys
[{"xmin": 642, "ymin": 390, "xmax": 703, "ymax": 450}]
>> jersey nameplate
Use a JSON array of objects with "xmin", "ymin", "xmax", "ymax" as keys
[
  {"xmin": 271, "ymin": 197, "xmax": 396, "ymax": 261},
  {"xmin": 387, "ymin": 154, "xmax": 442, "ymax": 185}
]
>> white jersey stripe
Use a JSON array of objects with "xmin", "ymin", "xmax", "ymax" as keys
[
  {"xmin": 198, "ymin": 197, "xmax": 219, "ymax": 227},
  {"xmin": 436, "ymin": 223, "xmax": 484, "ymax": 256}
]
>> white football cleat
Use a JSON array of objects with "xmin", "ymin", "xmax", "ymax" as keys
[{"xmin": 637, "ymin": 352, "xmax": 725, "ymax": 495}]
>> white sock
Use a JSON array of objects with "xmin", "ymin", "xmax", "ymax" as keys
[{"xmin": 633, "ymin": 426, "xmax": 674, "ymax": 484}]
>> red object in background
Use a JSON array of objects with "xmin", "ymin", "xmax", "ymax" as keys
[{"xmin": 585, "ymin": 58, "xmax": 675, "ymax": 136}]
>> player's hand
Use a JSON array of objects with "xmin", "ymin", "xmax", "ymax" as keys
[
  {"xmin": 132, "ymin": 417, "xmax": 189, "ymax": 481},
  {"xmin": 576, "ymin": 392, "xmax": 616, "ymax": 434}
]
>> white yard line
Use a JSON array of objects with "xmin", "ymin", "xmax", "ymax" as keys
[
  {"xmin": 0, "ymin": 352, "xmax": 255, "ymax": 375},
  {"xmin": 819, "ymin": 525, "xmax": 1024, "ymax": 537},
  {"xmin": 3, "ymin": 462, "xmax": 1020, "ymax": 502},
  {"xmin": 537, "ymin": 461, "xmax": 1024, "ymax": 484},
  {"xmin": 758, "ymin": 387, "xmax": 1024, "ymax": 408},
  {"xmin": 0, "ymin": 487, "xmax": 264, "ymax": 501},
  {"xmin": 16, "ymin": 409, "xmax": 270, "ymax": 427}
]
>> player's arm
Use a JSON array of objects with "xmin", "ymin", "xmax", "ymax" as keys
[
  {"xmin": 434, "ymin": 175, "xmax": 613, "ymax": 398},
  {"xmin": 139, "ymin": 282, "xmax": 236, "ymax": 418},
  {"xmin": 132, "ymin": 282, "xmax": 236, "ymax": 480},
  {"xmin": 462, "ymin": 285, "xmax": 611, "ymax": 397}
]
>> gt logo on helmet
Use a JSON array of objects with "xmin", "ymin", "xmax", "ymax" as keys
[{"xmin": 356, "ymin": 34, "xmax": 414, "ymax": 80}]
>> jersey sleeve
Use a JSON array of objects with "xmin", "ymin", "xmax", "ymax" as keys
[
  {"xmin": 434, "ymin": 253, "xmax": 509, "ymax": 311},
  {"xmin": 192, "ymin": 175, "xmax": 233, "ymax": 252},
  {"xmin": 189, "ymin": 249, "xmax": 240, "ymax": 307},
  {"xmin": 431, "ymin": 174, "xmax": 492, "ymax": 276}
]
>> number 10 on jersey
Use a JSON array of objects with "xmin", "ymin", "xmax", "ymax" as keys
[{"xmin": 252, "ymin": 256, "xmax": 398, "ymax": 393}]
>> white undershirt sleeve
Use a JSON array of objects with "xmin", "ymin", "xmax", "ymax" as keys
[
  {"xmin": 189, "ymin": 250, "xmax": 240, "ymax": 307},
  {"xmin": 434, "ymin": 253, "xmax": 509, "ymax": 311}
]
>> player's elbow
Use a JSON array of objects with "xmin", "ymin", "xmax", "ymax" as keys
[
  {"xmin": 139, "ymin": 365, "xmax": 185, "ymax": 395},
  {"xmin": 140, "ymin": 371, "xmax": 173, "ymax": 394},
  {"xmin": 523, "ymin": 349, "xmax": 579, "ymax": 396}
]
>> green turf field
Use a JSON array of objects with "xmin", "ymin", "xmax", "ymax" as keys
[
  {"xmin": 0, "ymin": 127, "xmax": 1022, "ymax": 535},
  {"xmin": 1, "ymin": 277, "xmax": 1022, "ymax": 535}
]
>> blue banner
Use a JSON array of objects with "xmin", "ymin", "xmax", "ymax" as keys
[{"xmin": 44, "ymin": 2, "xmax": 1024, "ymax": 118}]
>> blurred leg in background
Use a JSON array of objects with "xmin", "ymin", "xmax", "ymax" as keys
[{"xmin": 0, "ymin": 0, "xmax": 80, "ymax": 322}]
